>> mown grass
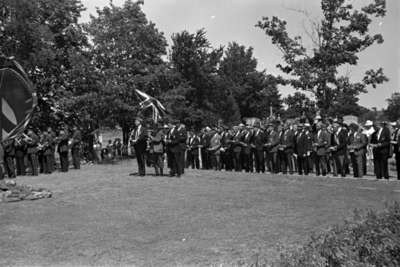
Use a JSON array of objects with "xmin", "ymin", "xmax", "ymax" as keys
[{"xmin": 0, "ymin": 161, "xmax": 399, "ymax": 266}]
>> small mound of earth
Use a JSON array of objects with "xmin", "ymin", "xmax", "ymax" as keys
[{"xmin": 0, "ymin": 180, "xmax": 52, "ymax": 203}]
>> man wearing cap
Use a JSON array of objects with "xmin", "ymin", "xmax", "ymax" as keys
[
  {"xmin": 129, "ymin": 117, "xmax": 148, "ymax": 176},
  {"xmin": 370, "ymin": 121, "xmax": 391, "ymax": 179}
]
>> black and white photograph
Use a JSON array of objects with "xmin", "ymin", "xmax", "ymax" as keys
[{"xmin": 0, "ymin": 0, "xmax": 399, "ymax": 266}]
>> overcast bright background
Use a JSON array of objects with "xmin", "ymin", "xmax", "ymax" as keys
[{"xmin": 80, "ymin": 0, "xmax": 399, "ymax": 109}]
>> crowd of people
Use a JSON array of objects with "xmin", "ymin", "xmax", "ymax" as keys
[
  {"xmin": 0, "ymin": 125, "xmax": 83, "ymax": 181},
  {"xmin": 131, "ymin": 115, "xmax": 400, "ymax": 180}
]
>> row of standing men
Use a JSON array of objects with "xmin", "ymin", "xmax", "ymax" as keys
[
  {"xmin": 130, "ymin": 117, "xmax": 400, "ymax": 180},
  {"xmin": 0, "ymin": 126, "xmax": 82, "ymax": 179}
]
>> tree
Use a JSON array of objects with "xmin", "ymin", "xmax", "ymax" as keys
[
  {"xmin": 0, "ymin": 0, "xmax": 88, "ymax": 129},
  {"xmin": 257, "ymin": 0, "xmax": 388, "ymax": 114},
  {"xmin": 169, "ymin": 29, "xmax": 235, "ymax": 128},
  {"xmin": 83, "ymin": 0, "xmax": 167, "ymax": 142},
  {"xmin": 284, "ymin": 92, "xmax": 316, "ymax": 119},
  {"xmin": 384, "ymin": 92, "xmax": 400, "ymax": 121},
  {"xmin": 219, "ymin": 42, "xmax": 282, "ymax": 118}
]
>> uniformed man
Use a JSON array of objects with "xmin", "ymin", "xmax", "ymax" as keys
[
  {"xmin": 168, "ymin": 120, "xmax": 187, "ymax": 177},
  {"xmin": 370, "ymin": 121, "xmax": 391, "ymax": 179},
  {"xmin": 41, "ymin": 131, "xmax": 54, "ymax": 174},
  {"xmin": 281, "ymin": 123, "xmax": 295, "ymax": 174},
  {"xmin": 331, "ymin": 120, "xmax": 348, "ymax": 177},
  {"xmin": 266, "ymin": 121, "xmax": 281, "ymax": 173},
  {"xmin": 313, "ymin": 123, "xmax": 330, "ymax": 176},
  {"xmin": 14, "ymin": 136, "xmax": 27, "ymax": 176},
  {"xmin": 188, "ymin": 130, "xmax": 201, "ymax": 169},
  {"xmin": 25, "ymin": 129, "xmax": 40, "ymax": 176},
  {"xmin": 71, "ymin": 125, "xmax": 82, "ymax": 169},
  {"xmin": 232, "ymin": 124, "xmax": 245, "ymax": 172},
  {"xmin": 296, "ymin": 123, "xmax": 313, "ymax": 175},
  {"xmin": 348, "ymin": 123, "xmax": 368, "ymax": 178},
  {"xmin": 3, "ymin": 138, "xmax": 16, "ymax": 178},
  {"xmin": 242, "ymin": 125, "xmax": 254, "ymax": 172},
  {"xmin": 392, "ymin": 120, "xmax": 400, "ymax": 180},
  {"xmin": 252, "ymin": 124, "xmax": 267, "ymax": 173},
  {"xmin": 57, "ymin": 129, "xmax": 70, "ymax": 172},
  {"xmin": 129, "ymin": 117, "xmax": 148, "ymax": 176},
  {"xmin": 220, "ymin": 127, "xmax": 234, "ymax": 171}
]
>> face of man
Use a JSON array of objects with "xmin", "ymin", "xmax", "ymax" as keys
[{"xmin": 134, "ymin": 119, "xmax": 141, "ymax": 127}]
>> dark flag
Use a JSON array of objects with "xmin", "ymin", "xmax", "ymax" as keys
[
  {"xmin": 135, "ymin": 89, "xmax": 167, "ymax": 123},
  {"xmin": 0, "ymin": 56, "xmax": 37, "ymax": 140}
]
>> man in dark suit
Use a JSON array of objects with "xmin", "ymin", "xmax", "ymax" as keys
[
  {"xmin": 252, "ymin": 125, "xmax": 266, "ymax": 173},
  {"xmin": 266, "ymin": 122, "xmax": 281, "ymax": 173},
  {"xmin": 25, "ymin": 129, "xmax": 40, "ymax": 176},
  {"xmin": 370, "ymin": 121, "xmax": 391, "ymax": 179},
  {"xmin": 314, "ymin": 123, "xmax": 331, "ymax": 176},
  {"xmin": 295, "ymin": 123, "xmax": 313, "ymax": 175},
  {"xmin": 281, "ymin": 123, "xmax": 295, "ymax": 174},
  {"xmin": 3, "ymin": 138, "xmax": 16, "ymax": 178},
  {"xmin": 168, "ymin": 121, "xmax": 187, "ymax": 177},
  {"xmin": 392, "ymin": 120, "xmax": 400, "ymax": 180},
  {"xmin": 129, "ymin": 117, "xmax": 148, "ymax": 176},
  {"xmin": 232, "ymin": 124, "xmax": 245, "ymax": 172},
  {"xmin": 71, "ymin": 125, "xmax": 82, "ymax": 170},
  {"xmin": 331, "ymin": 121, "xmax": 348, "ymax": 177},
  {"xmin": 188, "ymin": 131, "xmax": 201, "ymax": 169},
  {"xmin": 241, "ymin": 126, "xmax": 253, "ymax": 172}
]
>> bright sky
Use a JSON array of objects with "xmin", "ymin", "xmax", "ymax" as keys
[{"xmin": 81, "ymin": 0, "xmax": 399, "ymax": 109}]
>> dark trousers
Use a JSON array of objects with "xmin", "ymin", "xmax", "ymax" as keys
[
  {"xmin": 254, "ymin": 149, "xmax": 265, "ymax": 173},
  {"xmin": 362, "ymin": 152, "xmax": 367, "ymax": 175},
  {"xmin": 134, "ymin": 149, "xmax": 146, "ymax": 176},
  {"xmin": 233, "ymin": 149, "xmax": 242, "ymax": 172},
  {"xmin": 190, "ymin": 150, "xmax": 200, "ymax": 169},
  {"xmin": 16, "ymin": 156, "xmax": 26, "ymax": 175},
  {"xmin": 315, "ymin": 155, "xmax": 328, "ymax": 176},
  {"xmin": 43, "ymin": 154, "xmax": 53, "ymax": 174},
  {"xmin": 351, "ymin": 153, "xmax": 363, "ymax": 178},
  {"xmin": 297, "ymin": 155, "xmax": 309, "ymax": 175},
  {"xmin": 279, "ymin": 150, "xmax": 294, "ymax": 174},
  {"xmin": 373, "ymin": 153, "xmax": 389, "ymax": 179},
  {"xmin": 59, "ymin": 152, "xmax": 69, "ymax": 172},
  {"xmin": 170, "ymin": 150, "xmax": 184, "ymax": 176},
  {"xmin": 395, "ymin": 153, "xmax": 400, "ymax": 180},
  {"xmin": 4, "ymin": 156, "xmax": 16, "ymax": 178},
  {"xmin": 27, "ymin": 153, "xmax": 39, "ymax": 176},
  {"xmin": 333, "ymin": 153, "xmax": 346, "ymax": 177},
  {"xmin": 221, "ymin": 150, "xmax": 233, "ymax": 171},
  {"xmin": 242, "ymin": 151, "xmax": 252, "ymax": 172},
  {"xmin": 201, "ymin": 148, "xmax": 210, "ymax": 169},
  {"xmin": 153, "ymin": 153, "xmax": 164, "ymax": 176},
  {"xmin": 72, "ymin": 148, "xmax": 80, "ymax": 169},
  {"xmin": 267, "ymin": 152, "xmax": 279, "ymax": 173}
]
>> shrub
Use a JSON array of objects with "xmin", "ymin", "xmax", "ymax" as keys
[{"xmin": 274, "ymin": 202, "xmax": 400, "ymax": 267}]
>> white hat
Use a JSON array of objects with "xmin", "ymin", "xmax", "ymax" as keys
[
  {"xmin": 304, "ymin": 123, "xmax": 311, "ymax": 127},
  {"xmin": 238, "ymin": 123, "xmax": 245, "ymax": 127},
  {"xmin": 390, "ymin": 121, "xmax": 396, "ymax": 126},
  {"xmin": 364, "ymin": 120, "xmax": 373, "ymax": 127}
]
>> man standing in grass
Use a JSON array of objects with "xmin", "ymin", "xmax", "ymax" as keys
[{"xmin": 129, "ymin": 117, "xmax": 148, "ymax": 176}]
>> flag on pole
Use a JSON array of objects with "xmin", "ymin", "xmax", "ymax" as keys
[
  {"xmin": 135, "ymin": 89, "xmax": 167, "ymax": 123},
  {"xmin": 0, "ymin": 57, "xmax": 36, "ymax": 141}
]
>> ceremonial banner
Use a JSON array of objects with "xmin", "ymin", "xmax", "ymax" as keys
[
  {"xmin": 0, "ymin": 58, "xmax": 36, "ymax": 140},
  {"xmin": 135, "ymin": 89, "xmax": 167, "ymax": 123}
]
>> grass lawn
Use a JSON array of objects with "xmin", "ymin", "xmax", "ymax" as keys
[{"xmin": 1, "ymin": 160, "xmax": 399, "ymax": 266}]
